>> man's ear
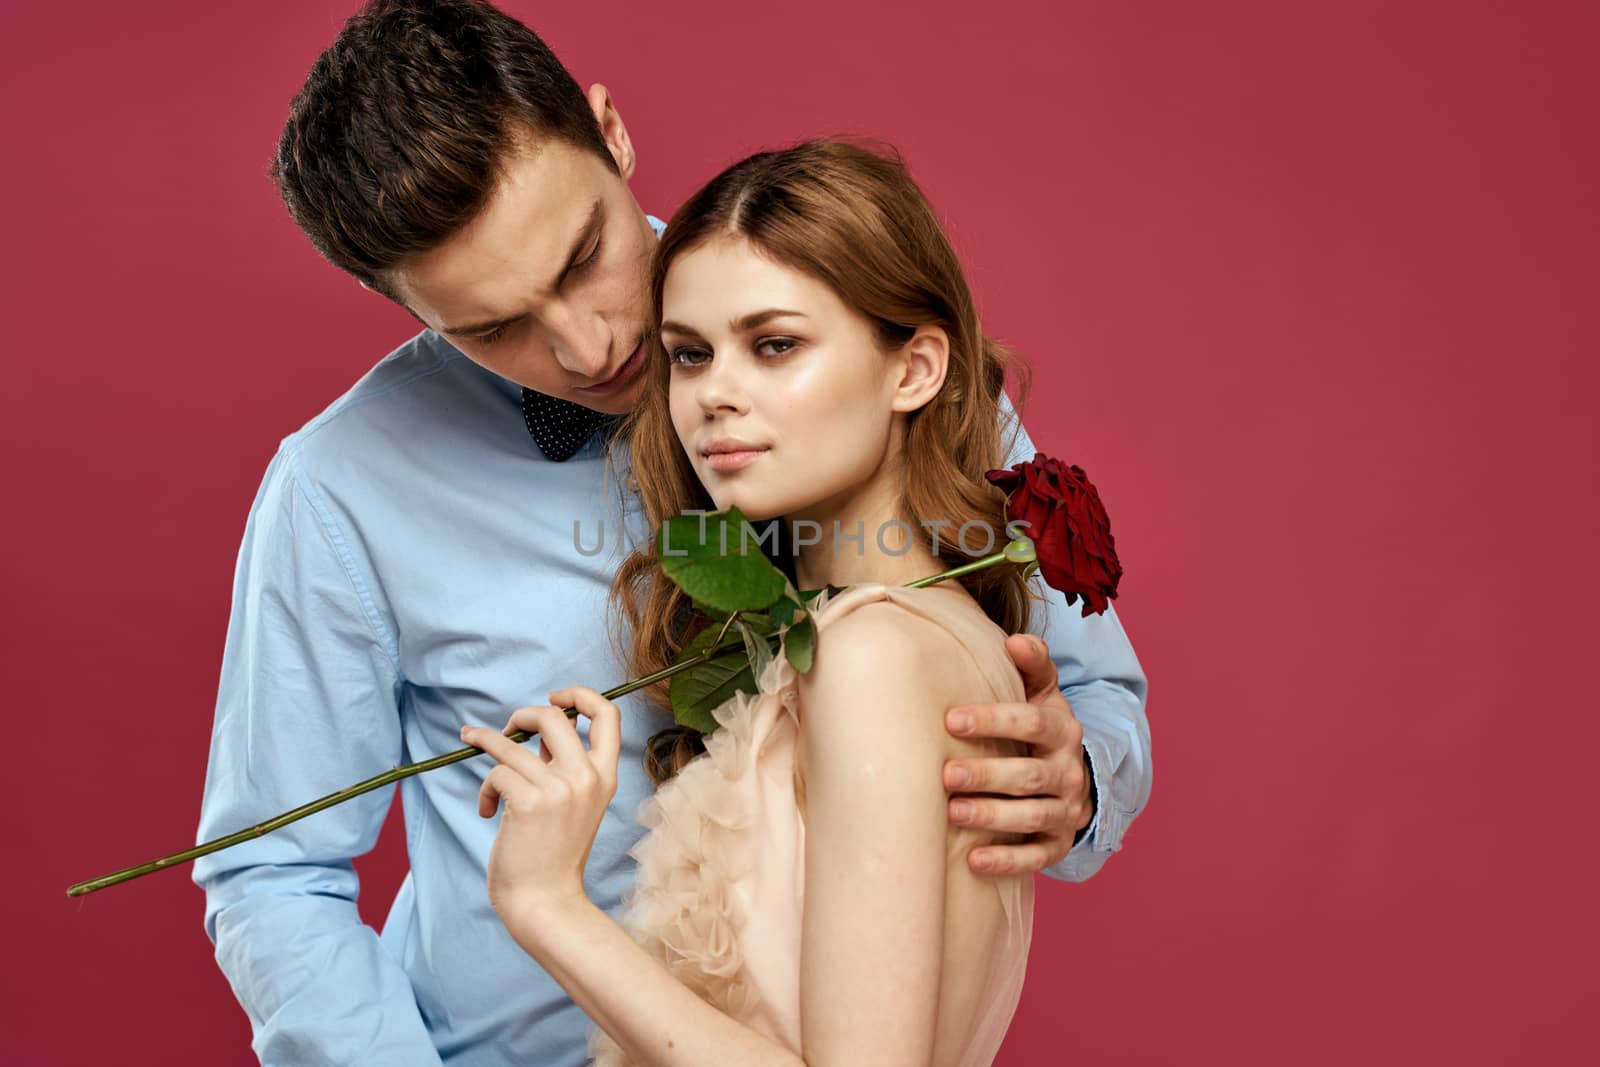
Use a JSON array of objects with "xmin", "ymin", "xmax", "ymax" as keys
[
  {"xmin": 586, "ymin": 83, "xmax": 637, "ymax": 181},
  {"xmin": 890, "ymin": 325, "xmax": 950, "ymax": 414}
]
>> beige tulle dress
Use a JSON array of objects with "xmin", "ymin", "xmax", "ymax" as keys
[{"xmin": 588, "ymin": 583, "xmax": 1035, "ymax": 1066}]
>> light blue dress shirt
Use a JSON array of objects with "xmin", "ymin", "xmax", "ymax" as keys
[{"xmin": 193, "ymin": 224, "xmax": 1151, "ymax": 1066}]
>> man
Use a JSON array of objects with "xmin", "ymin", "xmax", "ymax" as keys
[{"xmin": 193, "ymin": 1, "xmax": 1151, "ymax": 1064}]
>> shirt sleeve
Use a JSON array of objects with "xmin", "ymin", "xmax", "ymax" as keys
[
  {"xmin": 191, "ymin": 443, "xmax": 442, "ymax": 1066},
  {"xmin": 997, "ymin": 392, "xmax": 1153, "ymax": 884}
]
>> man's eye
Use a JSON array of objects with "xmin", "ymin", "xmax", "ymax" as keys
[
  {"xmin": 555, "ymin": 236, "xmax": 604, "ymax": 292},
  {"xmin": 669, "ymin": 346, "xmax": 711, "ymax": 367},
  {"xmin": 572, "ymin": 236, "xmax": 603, "ymax": 276},
  {"xmin": 477, "ymin": 325, "xmax": 509, "ymax": 346}
]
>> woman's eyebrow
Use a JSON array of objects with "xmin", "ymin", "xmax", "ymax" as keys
[
  {"xmin": 659, "ymin": 308, "xmax": 807, "ymax": 337},
  {"xmin": 732, "ymin": 308, "xmax": 806, "ymax": 331}
]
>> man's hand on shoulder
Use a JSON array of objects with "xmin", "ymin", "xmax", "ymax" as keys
[{"xmin": 942, "ymin": 633, "xmax": 1095, "ymax": 875}]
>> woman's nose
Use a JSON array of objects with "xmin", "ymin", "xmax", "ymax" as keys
[{"xmin": 695, "ymin": 353, "xmax": 749, "ymax": 416}]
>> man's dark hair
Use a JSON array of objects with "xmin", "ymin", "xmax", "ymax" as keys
[{"xmin": 270, "ymin": 0, "xmax": 617, "ymax": 299}]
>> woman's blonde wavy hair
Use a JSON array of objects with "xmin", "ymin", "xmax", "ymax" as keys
[{"xmin": 607, "ymin": 139, "xmax": 1034, "ymax": 784}]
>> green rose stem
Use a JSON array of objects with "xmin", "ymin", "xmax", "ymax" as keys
[{"xmin": 66, "ymin": 538, "xmax": 1035, "ymax": 898}]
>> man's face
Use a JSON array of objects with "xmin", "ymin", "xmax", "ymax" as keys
[{"xmin": 390, "ymin": 130, "xmax": 657, "ymax": 415}]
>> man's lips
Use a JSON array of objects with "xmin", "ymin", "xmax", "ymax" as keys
[{"xmin": 576, "ymin": 342, "xmax": 645, "ymax": 394}]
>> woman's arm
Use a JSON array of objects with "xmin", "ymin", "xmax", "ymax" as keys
[
  {"xmin": 469, "ymin": 605, "xmax": 972, "ymax": 1067},
  {"xmin": 794, "ymin": 602, "xmax": 973, "ymax": 1065},
  {"xmin": 511, "ymin": 894, "xmax": 805, "ymax": 1066},
  {"xmin": 465, "ymin": 690, "xmax": 804, "ymax": 1067}
]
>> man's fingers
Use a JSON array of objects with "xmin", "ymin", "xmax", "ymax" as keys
[
  {"xmin": 968, "ymin": 837, "xmax": 1069, "ymax": 877},
  {"xmin": 1003, "ymin": 633, "xmax": 1060, "ymax": 702},
  {"xmin": 946, "ymin": 699, "xmax": 1070, "ymax": 750},
  {"xmin": 945, "ymin": 755, "xmax": 1061, "ymax": 797},
  {"xmin": 949, "ymin": 795, "xmax": 1070, "ymax": 835}
]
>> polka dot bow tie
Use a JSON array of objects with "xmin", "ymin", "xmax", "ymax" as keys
[{"xmin": 520, "ymin": 388, "xmax": 618, "ymax": 461}]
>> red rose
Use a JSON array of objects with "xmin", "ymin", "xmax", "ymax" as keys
[{"xmin": 985, "ymin": 453, "xmax": 1122, "ymax": 617}]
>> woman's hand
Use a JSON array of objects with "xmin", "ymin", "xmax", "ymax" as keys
[{"xmin": 460, "ymin": 685, "xmax": 621, "ymax": 930}]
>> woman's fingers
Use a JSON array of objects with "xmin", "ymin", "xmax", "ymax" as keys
[
  {"xmin": 465, "ymin": 714, "xmax": 572, "ymax": 818},
  {"xmin": 506, "ymin": 704, "xmax": 588, "ymax": 766},
  {"xmin": 478, "ymin": 763, "xmax": 538, "ymax": 819},
  {"xmin": 548, "ymin": 686, "xmax": 621, "ymax": 785},
  {"xmin": 464, "ymin": 690, "xmax": 620, "ymax": 806},
  {"xmin": 461, "ymin": 717, "xmax": 547, "ymax": 781}
]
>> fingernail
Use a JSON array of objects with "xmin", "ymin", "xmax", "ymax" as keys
[
  {"xmin": 948, "ymin": 766, "xmax": 970, "ymax": 789},
  {"xmin": 949, "ymin": 710, "xmax": 972, "ymax": 734},
  {"xmin": 951, "ymin": 799, "xmax": 973, "ymax": 821},
  {"xmin": 973, "ymin": 852, "xmax": 993, "ymax": 871},
  {"xmin": 1032, "ymin": 636, "xmax": 1047, "ymax": 655}
]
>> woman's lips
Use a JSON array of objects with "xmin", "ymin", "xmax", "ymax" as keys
[{"xmin": 705, "ymin": 448, "xmax": 767, "ymax": 473}]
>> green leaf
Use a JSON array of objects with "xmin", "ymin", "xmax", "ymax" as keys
[
  {"xmin": 738, "ymin": 612, "xmax": 778, "ymax": 639},
  {"xmin": 667, "ymin": 613, "xmax": 777, "ymax": 733},
  {"xmin": 737, "ymin": 617, "xmax": 775, "ymax": 680},
  {"xmin": 769, "ymin": 594, "xmax": 800, "ymax": 628},
  {"xmin": 784, "ymin": 614, "xmax": 816, "ymax": 674},
  {"xmin": 669, "ymin": 630, "xmax": 754, "ymax": 733},
  {"xmin": 657, "ymin": 507, "xmax": 788, "ymax": 613}
]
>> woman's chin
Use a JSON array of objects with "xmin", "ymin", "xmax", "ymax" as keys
[{"xmin": 708, "ymin": 491, "xmax": 779, "ymax": 523}]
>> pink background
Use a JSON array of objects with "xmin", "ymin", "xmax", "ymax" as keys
[{"xmin": 5, "ymin": 1, "xmax": 1596, "ymax": 1062}]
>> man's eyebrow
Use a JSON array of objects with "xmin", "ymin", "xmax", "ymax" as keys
[
  {"xmin": 438, "ymin": 311, "xmax": 527, "ymax": 338},
  {"xmin": 659, "ymin": 308, "xmax": 808, "ymax": 337},
  {"xmin": 545, "ymin": 198, "xmax": 605, "ymax": 292},
  {"xmin": 437, "ymin": 200, "xmax": 605, "ymax": 337}
]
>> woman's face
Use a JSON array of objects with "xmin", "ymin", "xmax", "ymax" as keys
[{"xmin": 661, "ymin": 236, "xmax": 905, "ymax": 524}]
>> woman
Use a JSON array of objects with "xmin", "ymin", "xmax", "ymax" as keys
[{"xmin": 462, "ymin": 140, "xmax": 1040, "ymax": 1065}]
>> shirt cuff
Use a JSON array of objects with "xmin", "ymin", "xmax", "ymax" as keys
[
  {"xmin": 1043, "ymin": 733, "xmax": 1125, "ymax": 883},
  {"xmin": 1071, "ymin": 743, "xmax": 1100, "ymax": 848}
]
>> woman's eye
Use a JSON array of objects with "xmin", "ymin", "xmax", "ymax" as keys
[
  {"xmin": 756, "ymin": 336, "xmax": 798, "ymax": 357},
  {"xmin": 669, "ymin": 346, "xmax": 711, "ymax": 367}
]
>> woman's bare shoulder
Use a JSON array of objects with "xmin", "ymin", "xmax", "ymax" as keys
[
  {"xmin": 810, "ymin": 596, "xmax": 972, "ymax": 675},
  {"xmin": 795, "ymin": 596, "xmax": 991, "ymax": 746}
]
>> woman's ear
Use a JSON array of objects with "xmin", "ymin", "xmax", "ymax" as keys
[
  {"xmin": 890, "ymin": 325, "xmax": 950, "ymax": 414},
  {"xmin": 587, "ymin": 83, "xmax": 637, "ymax": 181}
]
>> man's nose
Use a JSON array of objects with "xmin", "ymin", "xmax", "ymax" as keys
[{"xmin": 542, "ymin": 306, "xmax": 611, "ymax": 379}]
